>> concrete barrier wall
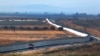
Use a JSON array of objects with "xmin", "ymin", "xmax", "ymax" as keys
[{"xmin": 0, "ymin": 37, "xmax": 90, "ymax": 53}]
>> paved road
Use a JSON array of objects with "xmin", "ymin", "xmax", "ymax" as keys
[{"xmin": 90, "ymin": 36, "xmax": 100, "ymax": 41}]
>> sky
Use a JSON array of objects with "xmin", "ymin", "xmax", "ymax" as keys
[{"xmin": 0, "ymin": 0, "xmax": 100, "ymax": 14}]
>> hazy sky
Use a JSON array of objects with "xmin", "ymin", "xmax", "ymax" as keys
[{"xmin": 0, "ymin": 0, "xmax": 99, "ymax": 14}]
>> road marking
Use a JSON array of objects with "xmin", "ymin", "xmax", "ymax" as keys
[{"xmin": 91, "ymin": 36, "xmax": 100, "ymax": 41}]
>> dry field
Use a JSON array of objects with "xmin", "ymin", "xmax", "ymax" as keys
[{"xmin": 0, "ymin": 30, "xmax": 78, "ymax": 46}]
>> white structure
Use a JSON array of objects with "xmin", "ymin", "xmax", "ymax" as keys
[{"xmin": 46, "ymin": 18, "xmax": 88, "ymax": 37}]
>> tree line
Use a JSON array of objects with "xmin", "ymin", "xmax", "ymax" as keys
[{"xmin": 0, "ymin": 26, "xmax": 63, "ymax": 31}]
